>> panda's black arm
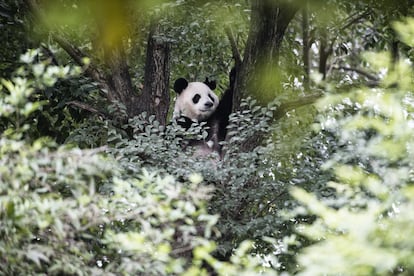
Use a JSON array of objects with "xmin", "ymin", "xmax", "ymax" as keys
[
  {"xmin": 207, "ymin": 87, "xmax": 233, "ymax": 143},
  {"xmin": 215, "ymin": 88, "xmax": 233, "ymax": 120},
  {"xmin": 208, "ymin": 67, "xmax": 235, "ymax": 142},
  {"xmin": 214, "ymin": 67, "xmax": 235, "ymax": 121}
]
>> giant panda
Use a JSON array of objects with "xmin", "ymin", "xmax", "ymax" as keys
[{"xmin": 172, "ymin": 72, "xmax": 233, "ymax": 157}]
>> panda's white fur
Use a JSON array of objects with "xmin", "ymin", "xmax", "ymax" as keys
[{"xmin": 173, "ymin": 81, "xmax": 219, "ymax": 122}]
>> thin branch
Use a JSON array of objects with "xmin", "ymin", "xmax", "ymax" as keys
[
  {"xmin": 225, "ymin": 26, "xmax": 242, "ymax": 68},
  {"xmin": 321, "ymin": 9, "xmax": 372, "ymax": 79},
  {"xmin": 340, "ymin": 9, "xmax": 371, "ymax": 32},
  {"xmin": 255, "ymin": 190, "xmax": 288, "ymax": 218},
  {"xmin": 329, "ymin": 9, "xmax": 372, "ymax": 50}
]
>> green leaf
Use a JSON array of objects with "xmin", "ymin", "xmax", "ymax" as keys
[{"xmin": 26, "ymin": 249, "xmax": 49, "ymax": 267}]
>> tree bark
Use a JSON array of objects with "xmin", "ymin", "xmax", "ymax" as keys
[{"xmin": 140, "ymin": 23, "xmax": 171, "ymax": 125}]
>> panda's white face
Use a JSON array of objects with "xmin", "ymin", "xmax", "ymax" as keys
[{"xmin": 174, "ymin": 82, "xmax": 219, "ymax": 121}]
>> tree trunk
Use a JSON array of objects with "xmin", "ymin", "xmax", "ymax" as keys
[
  {"xmin": 233, "ymin": 0, "xmax": 299, "ymax": 112},
  {"xmin": 229, "ymin": 0, "xmax": 299, "ymax": 153},
  {"xmin": 140, "ymin": 23, "xmax": 171, "ymax": 125},
  {"xmin": 318, "ymin": 33, "xmax": 328, "ymax": 80}
]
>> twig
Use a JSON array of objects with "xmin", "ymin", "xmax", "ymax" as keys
[{"xmin": 255, "ymin": 190, "xmax": 288, "ymax": 218}]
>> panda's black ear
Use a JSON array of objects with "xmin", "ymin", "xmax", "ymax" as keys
[
  {"xmin": 204, "ymin": 77, "xmax": 216, "ymax": 90},
  {"xmin": 174, "ymin": 78, "xmax": 188, "ymax": 94}
]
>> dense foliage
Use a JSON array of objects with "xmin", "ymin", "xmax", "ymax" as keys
[
  {"xmin": 0, "ymin": 57, "xmax": 278, "ymax": 275},
  {"xmin": 2, "ymin": 0, "xmax": 414, "ymax": 275}
]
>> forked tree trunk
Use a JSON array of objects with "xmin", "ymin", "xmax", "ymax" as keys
[{"xmin": 105, "ymin": 24, "xmax": 171, "ymax": 123}]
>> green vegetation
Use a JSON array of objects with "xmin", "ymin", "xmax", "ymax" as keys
[{"xmin": 1, "ymin": 0, "xmax": 414, "ymax": 275}]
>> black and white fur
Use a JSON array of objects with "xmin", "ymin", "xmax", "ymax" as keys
[{"xmin": 173, "ymin": 72, "xmax": 234, "ymax": 156}]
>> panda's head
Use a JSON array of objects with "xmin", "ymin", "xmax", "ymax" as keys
[{"xmin": 173, "ymin": 77, "xmax": 219, "ymax": 121}]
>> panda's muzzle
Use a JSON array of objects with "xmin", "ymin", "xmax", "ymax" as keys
[
  {"xmin": 204, "ymin": 102, "xmax": 214, "ymax": 108},
  {"xmin": 200, "ymin": 102, "xmax": 214, "ymax": 113}
]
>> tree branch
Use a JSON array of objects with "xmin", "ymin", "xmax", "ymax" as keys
[
  {"xmin": 27, "ymin": 0, "xmax": 145, "ymax": 119},
  {"xmin": 26, "ymin": 0, "xmax": 110, "ymax": 93},
  {"xmin": 320, "ymin": 9, "xmax": 372, "ymax": 80},
  {"xmin": 225, "ymin": 26, "xmax": 242, "ymax": 69},
  {"xmin": 340, "ymin": 9, "xmax": 371, "ymax": 32},
  {"xmin": 66, "ymin": 101, "xmax": 107, "ymax": 118},
  {"xmin": 52, "ymin": 35, "xmax": 109, "ymax": 86},
  {"xmin": 255, "ymin": 190, "xmax": 288, "ymax": 218},
  {"xmin": 333, "ymin": 65, "xmax": 379, "ymax": 81},
  {"xmin": 274, "ymin": 92, "xmax": 323, "ymax": 120},
  {"xmin": 40, "ymin": 44, "xmax": 59, "ymax": 66}
]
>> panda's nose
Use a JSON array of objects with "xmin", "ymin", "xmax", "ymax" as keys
[{"xmin": 205, "ymin": 102, "xmax": 213, "ymax": 108}]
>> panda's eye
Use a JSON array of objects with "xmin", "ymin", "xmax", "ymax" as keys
[
  {"xmin": 208, "ymin": 94, "xmax": 215, "ymax": 103},
  {"xmin": 192, "ymin": 94, "xmax": 201, "ymax": 104}
]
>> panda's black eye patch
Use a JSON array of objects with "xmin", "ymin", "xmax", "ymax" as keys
[
  {"xmin": 208, "ymin": 94, "xmax": 215, "ymax": 103},
  {"xmin": 192, "ymin": 94, "xmax": 201, "ymax": 104}
]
